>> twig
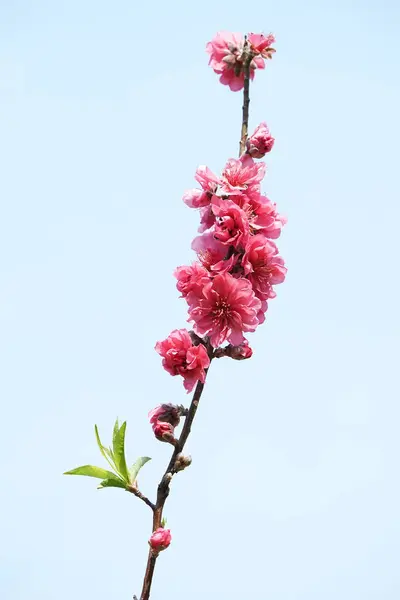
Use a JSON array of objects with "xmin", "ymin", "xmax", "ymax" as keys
[
  {"xmin": 138, "ymin": 360, "xmax": 212, "ymax": 600},
  {"xmin": 239, "ymin": 40, "xmax": 252, "ymax": 156},
  {"xmin": 127, "ymin": 486, "xmax": 156, "ymax": 511}
]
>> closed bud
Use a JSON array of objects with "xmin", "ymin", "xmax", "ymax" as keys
[
  {"xmin": 246, "ymin": 122, "xmax": 275, "ymax": 158},
  {"xmin": 228, "ymin": 340, "xmax": 253, "ymax": 360},
  {"xmin": 149, "ymin": 527, "xmax": 172, "ymax": 554},
  {"xmin": 174, "ymin": 453, "xmax": 192, "ymax": 472},
  {"xmin": 152, "ymin": 421, "xmax": 176, "ymax": 444}
]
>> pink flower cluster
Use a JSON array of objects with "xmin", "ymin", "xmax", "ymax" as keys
[
  {"xmin": 206, "ymin": 31, "xmax": 276, "ymax": 91},
  {"xmin": 154, "ymin": 33, "xmax": 286, "ymax": 393},
  {"xmin": 155, "ymin": 329, "xmax": 210, "ymax": 393},
  {"xmin": 175, "ymin": 138, "xmax": 286, "ymax": 348}
]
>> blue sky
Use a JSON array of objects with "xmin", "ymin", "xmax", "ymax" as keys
[{"xmin": 1, "ymin": 1, "xmax": 400, "ymax": 598}]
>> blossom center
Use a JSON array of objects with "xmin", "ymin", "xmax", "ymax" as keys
[{"xmin": 213, "ymin": 300, "xmax": 230, "ymax": 318}]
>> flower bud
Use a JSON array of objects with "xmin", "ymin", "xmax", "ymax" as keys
[
  {"xmin": 148, "ymin": 403, "xmax": 180, "ymax": 428},
  {"xmin": 246, "ymin": 122, "xmax": 275, "ymax": 158},
  {"xmin": 164, "ymin": 472, "xmax": 173, "ymax": 484},
  {"xmin": 174, "ymin": 453, "xmax": 192, "ymax": 472},
  {"xmin": 149, "ymin": 527, "xmax": 172, "ymax": 554},
  {"xmin": 228, "ymin": 340, "xmax": 253, "ymax": 360},
  {"xmin": 152, "ymin": 421, "xmax": 176, "ymax": 444}
]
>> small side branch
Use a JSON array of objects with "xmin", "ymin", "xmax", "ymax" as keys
[
  {"xmin": 127, "ymin": 486, "xmax": 156, "ymax": 511},
  {"xmin": 239, "ymin": 42, "xmax": 252, "ymax": 156}
]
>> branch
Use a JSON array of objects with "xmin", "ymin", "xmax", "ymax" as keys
[
  {"xmin": 138, "ymin": 360, "xmax": 212, "ymax": 600},
  {"xmin": 127, "ymin": 486, "xmax": 156, "ymax": 511},
  {"xmin": 239, "ymin": 41, "xmax": 252, "ymax": 156}
]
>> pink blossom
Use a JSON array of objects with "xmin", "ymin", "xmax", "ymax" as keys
[
  {"xmin": 191, "ymin": 232, "xmax": 237, "ymax": 273},
  {"xmin": 246, "ymin": 122, "xmax": 275, "ymax": 158},
  {"xmin": 248, "ymin": 33, "xmax": 276, "ymax": 59},
  {"xmin": 236, "ymin": 194, "xmax": 286, "ymax": 239},
  {"xmin": 174, "ymin": 263, "xmax": 211, "ymax": 297},
  {"xmin": 195, "ymin": 165, "xmax": 220, "ymax": 193},
  {"xmin": 183, "ymin": 188, "xmax": 210, "ymax": 209},
  {"xmin": 187, "ymin": 272, "xmax": 262, "ymax": 347},
  {"xmin": 148, "ymin": 404, "xmax": 180, "ymax": 428},
  {"xmin": 155, "ymin": 329, "xmax": 210, "ymax": 393},
  {"xmin": 218, "ymin": 68, "xmax": 253, "ymax": 92},
  {"xmin": 257, "ymin": 299, "xmax": 268, "ymax": 325},
  {"xmin": 152, "ymin": 420, "xmax": 175, "ymax": 443},
  {"xmin": 206, "ymin": 31, "xmax": 265, "ymax": 91},
  {"xmin": 220, "ymin": 155, "xmax": 266, "ymax": 198},
  {"xmin": 212, "ymin": 196, "xmax": 250, "ymax": 249},
  {"xmin": 149, "ymin": 527, "xmax": 172, "ymax": 553},
  {"xmin": 242, "ymin": 235, "xmax": 287, "ymax": 300},
  {"xmin": 206, "ymin": 31, "xmax": 245, "ymax": 91},
  {"xmin": 206, "ymin": 31, "xmax": 244, "ymax": 71},
  {"xmin": 198, "ymin": 205, "xmax": 216, "ymax": 232},
  {"xmin": 183, "ymin": 166, "xmax": 219, "ymax": 209}
]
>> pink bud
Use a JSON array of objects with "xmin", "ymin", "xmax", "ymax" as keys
[
  {"xmin": 149, "ymin": 527, "xmax": 172, "ymax": 553},
  {"xmin": 148, "ymin": 403, "xmax": 181, "ymax": 428},
  {"xmin": 229, "ymin": 340, "xmax": 253, "ymax": 360},
  {"xmin": 152, "ymin": 421, "xmax": 175, "ymax": 443},
  {"xmin": 246, "ymin": 122, "xmax": 275, "ymax": 158}
]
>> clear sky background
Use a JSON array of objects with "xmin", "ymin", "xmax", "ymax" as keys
[{"xmin": 1, "ymin": 1, "xmax": 400, "ymax": 599}]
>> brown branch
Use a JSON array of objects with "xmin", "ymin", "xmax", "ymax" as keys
[
  {"xmin": 138, "ymin": 359, "xmax": 212, "ymax": 600},
  {"xmin": 239, "ymin": 41, "xmax": 252, "ymax": 156},
  {"xmin": 127, "ymin": 486, "xmax": 156, "ymax": 511},
  {"xmin": 139, "ymin": 552, "xmax": 157, "ymax": 600}
]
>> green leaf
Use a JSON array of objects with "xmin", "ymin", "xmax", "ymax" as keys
[
  {"xmin": 64, "ymin": 465, "xmax": 117, "ymax": 479},
  {"xmin": 94, "ymin": 425, "xmax": 116, "ymax": 470},
  {"xmin": 97, "ymin": 477, "xmax": 127, "ymax": 490},
  {"xmin": 161, "ymin": 517, "xmax": 167, "ymax": 528},
  {"xmin": 112, "ymin": 421, "xmax": 129, "ymax": 482},
  {"xmin": 129, "ymin": 457, "xmax": 151, "ymax": 484},
  {"xmin": 112, "ymin": 418, "xmax": 120, "ymax": 449}
]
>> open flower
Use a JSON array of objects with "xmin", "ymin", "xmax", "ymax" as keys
[
  {"xmin": 206, "ymin": 31, "xmax": 267, "ymax": 91},
  {"xmin": 174, "ymin": 263, "xmax": 211, "ymax": 298},
  {"xmin": 220, "ymin": 155, "xmax": 266, "ymax": 198},
  {"xmin": 191, "ymin": 232, "xmax": 237, "ymax": 273},
  {"xmin": 242, "ymin": 235, "xmax": 287, "ymax": 300},
  {"xmin": 187, "ymin": 272, "xmax": 261, "ymax": 347},
  {"xmin": 235, "ymin": 194, "xmax": 286, "ymax": 239},
  {"xmin": 155, "ymin": 329, "xmax": 210, "ymax": 392},
  {"xmin": 198, "ymin": 205, "xmax": 216, "ymax": 233},
  {"xmin": 212, "ymin": 196, "xmax": 250, "ymax": 249},
  {"xmin": 248, "ymin": 33, "xmax": 276, "ymax": 59},
  {"xmin": 183, "ymin": 166, "xmax": 219, "ymax": 209}
]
